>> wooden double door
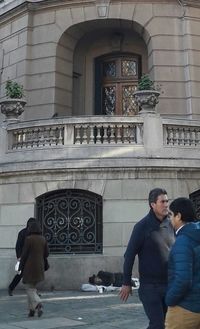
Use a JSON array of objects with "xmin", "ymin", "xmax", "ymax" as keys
[{"xmin": 95, "ymin": 53, "xmax": 141, "ymax": 115}]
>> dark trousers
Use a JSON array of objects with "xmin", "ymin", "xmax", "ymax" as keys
[
  {"xmin": 9, "ymin": 273, "xmax": 22, "ymax": 291},
  {"xmin": 138, "ymin": 283, "xmax": 167, "ymax": 329}
]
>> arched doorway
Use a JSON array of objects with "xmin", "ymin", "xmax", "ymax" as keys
[
  {"xmin": 95, "ymin": 53, "xmax": 141, "ymax": 115},
  {"xmin": 56, "ymin": 19, "xmax": 148, "ymax": 116}
]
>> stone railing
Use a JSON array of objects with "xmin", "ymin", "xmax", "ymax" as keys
[
  {"xmin": 163, "ymin": 119, "xmax": 200, "ymax": 147},
  {"xmin": 6, "ymin": 116, "xmax": 144, "ymax": 150},
  {"xmin": 4, "ymin": 116, "xmax": 200, "ymax": 154}
]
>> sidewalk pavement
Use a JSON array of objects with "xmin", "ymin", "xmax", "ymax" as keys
[{"xmin": 0, "ymin": 288, "xmax": 148, "ymax": 329}]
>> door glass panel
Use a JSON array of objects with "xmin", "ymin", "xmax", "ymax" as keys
[
  {"xmin": 103, "ymin": 61, "xmax": 116, "ymax": 77},
  {"xmin": 122, "ymin": 85, "xmax": 138, "ymax": 115},
  {"xmin": 102, "ymin": 86, "xmax": 116, "ymax": 115},
  {"xmin": 121, "ymin": 60, "xmax": 137, "ymax": 76}
]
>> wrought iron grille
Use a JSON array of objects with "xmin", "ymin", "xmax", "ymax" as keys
[
  {"xmin": 189, "ymin": 190, "xmax": 200, "ymax": 221},
  {"xmin": 35, "ymin": 189, "xmax": 103, "ymax": 254}
]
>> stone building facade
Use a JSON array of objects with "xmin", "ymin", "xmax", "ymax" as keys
[{"xmin": 0, "ymin": 0, "xmax": 200, "ymax": 290}]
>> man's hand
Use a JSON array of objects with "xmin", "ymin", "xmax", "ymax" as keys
[{"xmin": 119, "ymin": 285, "xmax": 132, "ymax": 302}]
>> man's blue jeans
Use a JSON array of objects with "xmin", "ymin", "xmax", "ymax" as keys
[{"xmin": 138, "ymin": 283, "xmax": 167, "ymax": 329}]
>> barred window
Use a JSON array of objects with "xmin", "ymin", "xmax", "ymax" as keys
[{"xmin": 36, "ymin": 189, "xmax": 103, "ymax": 254}]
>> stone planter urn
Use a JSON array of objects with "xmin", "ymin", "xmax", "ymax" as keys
[
  {"xmin": 0, "ymin": 98, "xmax": 26, "ymax": 121},
  {"xmin": 0, "ymin": 80, "xmax": 26, "ymax": 121},
  {"xmin": 133, "ymin": 90, "xmax": 160, "ymax": 114}
]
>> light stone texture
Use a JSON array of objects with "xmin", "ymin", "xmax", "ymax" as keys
[
  {"xmin": 103, "ymin": 222, "xmax": 123, "ymax": 247},
  {"xmin": 133, "ymin": 3, "xmax": 153, "ymax": 26},
  {"xmin": 0, "ymin": 204, "xmax": 34, "ymax": 226},
  {"xmin": 103, "ymin": 200, "xmax": 147, "ymax": 223},
  {"xmin": 11, "ymin": 14, "xmax": 29, "ymax": 34},
  {"xmin": 33, "ymin": 11, "xmax": 55, "ymax": 26}
]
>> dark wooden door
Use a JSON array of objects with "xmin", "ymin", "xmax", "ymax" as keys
[{"xmin": 95, "ymin": 54, "xmax": 141, "ymax": 115}]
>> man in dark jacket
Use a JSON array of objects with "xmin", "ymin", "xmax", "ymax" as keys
[
  {"xmin": 119, "ymin": 188, "xmax": 175, "ymax": 329},
  {"xmin": 165, "ymin": 197, "xmax": 200, "ymax": 329},
  {"xmin": 8, "ymin": 217, "xmax": 36, "ymax": 296}
]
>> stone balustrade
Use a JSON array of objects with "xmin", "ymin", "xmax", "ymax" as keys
[
  {"xmin": 0, "ymin": 115, "xmax": 200, "ymax": 174},
  {"xmin": 4, "ymin": 116, "xmax": 200, "ymax": 151},
  {"xmin": 163, "ymin": 119, "xmax": 200, "ymax": 147},
  {"xmin": 6, "ymin": 116, "xmax": 144, "ymax": 150}
]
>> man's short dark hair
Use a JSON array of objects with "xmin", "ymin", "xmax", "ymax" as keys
[
  {"xmin": 148, "ymin": 188, "xmax": 167, "ymax": 208},
  {"xmin": 26, "ymin": 217, "xmax": 36, "ymax": 227},
  {"xmin": 169, "ymin": 197, "xmax": 196, "ymax": 222},
  {"xmin": 27, "ymin": 221, "xmax": 42, "ymax": 234}
]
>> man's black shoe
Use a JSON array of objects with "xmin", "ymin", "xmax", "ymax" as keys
[{"xmin": 8, "ymin": 287, "xmax": 13, "ymax": 296}]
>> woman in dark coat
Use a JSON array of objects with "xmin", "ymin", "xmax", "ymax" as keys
[{"xmin": 19, "ymin": 221, "xmax": 49, "ymax": 317}]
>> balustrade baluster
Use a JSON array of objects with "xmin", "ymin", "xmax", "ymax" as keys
[
  {"xmin": 195, "ymin": 129, "xmax": 200, "ymax": 146},
  {"xmin": 124, "ymin": 124, "xmax": 135, "ymax": 144},
  {"xmin": 75, "ymin": 125, "xmax": 81, "ymax": 144},
  {"xmin": 173, "ymin": 128, "xmax": 179, "ymax": 145},
  {"xmin": 184, "ymin": 128, "xmax": 190, "ymax": 145},
  {"xmin": 89, "ymin": 125, "xmax": 95, "ymax": 144},
  {"xmin": 167, "ymin": 127, "xmax": 173, "ymax": 145},
  {"xmin": 49, "ymin": 127, "xmax": 57, "ymax": 146},
  {"xmin": 82, "ymin": 125, "xmax": 88, "ymax": 144},
  {"xmin": 109, "ymin": 125, "xmax": 115, "ymax": 144},
  {"xmin": 58, "ymin": 127, "xmax": 64, "ymax": 145},
  {"xmin": 38, "ymin": 128, "xmax": 45, "ymax": 147},
  {"xmin": 17, "ymin": 130, "xmax": 22, "ymax": 149},
  {"xmin": 190, "ymin": 129, "xmax": 196, "ymax": 146},
  {"xmin": 96, "ymin": 125, "xmax": 102, "ymax": 144},
  {"xmin": 179, "ymin": 129, "xmax": 184, "ymax": 145},
  {"xmin": 116, "ymin": 125, "xmax": 122, "ymax": 144},
  {"xmin": 31, "ymin": 128, "xmax": 39, "ymax": 148}
]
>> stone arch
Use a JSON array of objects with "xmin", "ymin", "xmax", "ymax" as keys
[{"xmin": 55, "ymin": 19, "xmax": 150, "ymax": 116}]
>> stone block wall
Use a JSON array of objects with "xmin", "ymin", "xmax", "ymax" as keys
[{"xmin": 0, "ymin": 166, "xmax": 200, "ymax": 289}]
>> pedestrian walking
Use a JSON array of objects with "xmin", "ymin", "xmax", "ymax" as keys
[
  {"xmin": 165, "ymin": 197, "xmax": 200, "ymax": 329},
  {"xmin": 19, "ymin": 220, "xmax": 49, "ymax": 317},
  {"xmin": 8, "ymin": 217, "xmax": 36, "ymax": 296},
  {"xmin": 119, "ymin": 188, "xmax": 175, "ymax": 329}
]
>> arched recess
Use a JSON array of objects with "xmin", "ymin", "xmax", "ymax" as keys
[
  {"xmin": 35, "ymin": 189, "xmax": 103, "ymax": 254},
  {"xmin": 55, "ymin": 19, "xmax": 149, "ymax": 116}
]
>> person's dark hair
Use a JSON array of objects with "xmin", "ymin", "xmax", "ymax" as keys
[
  {"xmin": 27, "ymin": 221, "xmax": 42, "ymax": 235},
  {"xmin": 169, "ymin": 197, "xmax": 196, "ymax": 222},
  {"xmin": 89, "ymin": 275, "xmax": 96, "ymax": 285},
  {"xmin": 26, "ymin": 217, "xmax": 36, "ymax": 227},
  {"xmin": 148, "ymin": 188, "xmax": 167, "ymax": 208}
]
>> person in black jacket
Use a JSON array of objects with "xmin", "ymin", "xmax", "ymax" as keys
[
  {"xmin": 8, "ymin": 217, "xmax": 36, "ymax": 296},
  {"xmin": 119, "ymin": 188, "xmax": 175, "ymax": 329},
  {"xmin": 89, "ymin": 271, "xmax": 138, "ymax": 288}
]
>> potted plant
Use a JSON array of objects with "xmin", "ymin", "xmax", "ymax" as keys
[
  {"xmin": 133, "ymin": 74, "xmax": 160, "ymax": 114},
  {"xmin": 0, "ymin": 79, "xmax": 26, "ymax": 121}
]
